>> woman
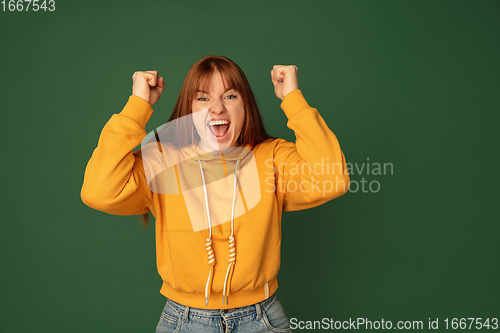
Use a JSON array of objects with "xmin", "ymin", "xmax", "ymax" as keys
[{"xmin": 81, "ymin": 56, "xmax": 350, "ymax": 332}]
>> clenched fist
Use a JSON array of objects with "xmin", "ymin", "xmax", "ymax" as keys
[
  {"xmin": 132, "ymin": 71, "xmax": 165, "ymax": 106},
  {"xmin": 271, "ymin": 65, "xmax": 299, "ymax": 101}
]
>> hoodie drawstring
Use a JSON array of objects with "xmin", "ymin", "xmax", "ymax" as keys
[
  {"xmin": 198, "ymin": 159, "xmax": 240, "ymax": 306},
  {"xmin": 223, "ymin": 158, "xmax": 240, "ymax": 305},
  {"xmin": 199, "ymin": 159, "xmax": 215, "ymax": 306}
]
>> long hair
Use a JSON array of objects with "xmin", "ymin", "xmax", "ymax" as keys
[{"xmin": 140, "ymin": 55, "xmax": 274, "ymax": 227}]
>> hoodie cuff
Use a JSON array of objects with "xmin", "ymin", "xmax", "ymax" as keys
[
  {"xmin": 120, "ymin": 95, "xmax": 154, "ymax": 129},
  {"xmin": 280, "ymin": 89, "xmax": 311, "ymax": 120}
]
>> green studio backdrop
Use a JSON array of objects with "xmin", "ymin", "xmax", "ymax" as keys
[{"xmin": 1, "ymin": 0, "xmax": 499, "ymax": 332}]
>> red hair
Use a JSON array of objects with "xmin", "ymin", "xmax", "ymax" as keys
[{"xmin": 140, "ymin": 55, "xmax": 273, "ymax": 227}]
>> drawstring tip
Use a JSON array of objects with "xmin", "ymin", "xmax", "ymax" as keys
[
  {"xmin": 206, "ymin": 297, "xmax": 209, "ymax": 306},
  {"xmin": 226, "ymin": 296, "xmax": 229, "ymax": 305}
]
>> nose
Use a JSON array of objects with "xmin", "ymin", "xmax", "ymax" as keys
[{"xmin": 209, "ymin": 98, "xmax": 226, "ymax": 114}]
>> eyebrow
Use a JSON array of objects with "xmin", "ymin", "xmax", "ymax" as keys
[{"xmin": 196, "ymin": 87, "xmax": 234, "ymax": 94}]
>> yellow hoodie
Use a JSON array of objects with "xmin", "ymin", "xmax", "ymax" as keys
[{"xmin": 81, "ymin": 89, "xmax": 350, "ymax": 309}]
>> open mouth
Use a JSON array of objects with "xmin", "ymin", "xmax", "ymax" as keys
[{"xmin": 208, "ymin": 119, "xmax": 231, "ymax": 140}]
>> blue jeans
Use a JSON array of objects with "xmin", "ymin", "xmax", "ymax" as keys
[{"xmin": 155, "ymin": 293, "xmax": 292, "ymax": 333}]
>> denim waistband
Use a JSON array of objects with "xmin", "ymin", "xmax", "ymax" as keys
[{"xmin": 166, "ymin": 293, "xmax": 277, "ymax": 320}]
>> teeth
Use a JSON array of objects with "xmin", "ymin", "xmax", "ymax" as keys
[{"xmin": 208, "ymin": 120, "xmax": 229, "ymax": 126}]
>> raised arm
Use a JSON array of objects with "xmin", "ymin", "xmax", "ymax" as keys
[
  {"xmin": 80, "ymin": 71, "xmax": 165, "ymax": 215},
  {"xmin": 271, "ymin": 65, "xmax": 350, "ymax": 212}
]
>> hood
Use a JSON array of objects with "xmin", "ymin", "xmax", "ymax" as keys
[{"xmin": 181, "ymin": 143, "xmax": 254, "ymax": 162}]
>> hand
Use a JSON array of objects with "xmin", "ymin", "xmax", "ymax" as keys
[
  {"xmin": 132, "ymin": 70, "xmax": 165, "ymax": 106},
  {"xmin": 271, "ymin": 65, "xmax": 299, "ymax": 101}
]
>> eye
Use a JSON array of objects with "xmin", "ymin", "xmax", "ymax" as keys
[
  {"xmin": 197, "ymin": 97, "xmax": 208, "ymax": 101},
  {"xmin": 225, "ymin": 94, "xmax": 237, "ymax": 100}
]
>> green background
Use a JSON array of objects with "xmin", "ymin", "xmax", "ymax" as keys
[{"xmin": 1, "ymin": 0, "xmax": 499, "ymax": 332}]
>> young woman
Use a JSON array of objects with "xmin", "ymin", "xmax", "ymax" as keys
[{"xmin": 81, "ymin": 56, "xmax": 350, "ymax": 333}]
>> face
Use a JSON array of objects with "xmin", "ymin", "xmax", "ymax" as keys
[{"xmin": 191, "ymin": 70, "xmax": 245, "ymax": 152}]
